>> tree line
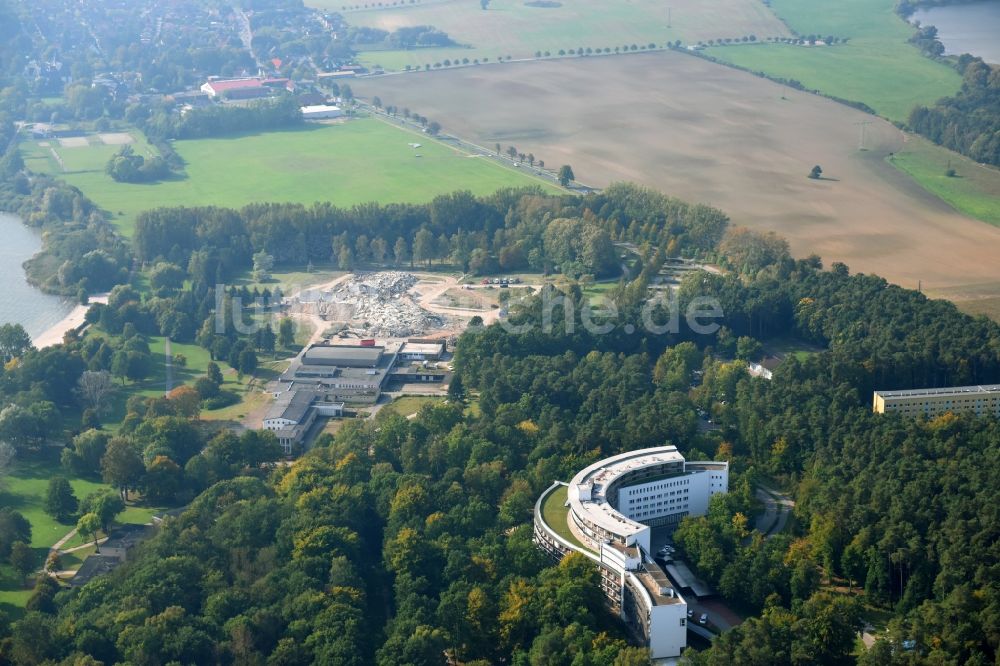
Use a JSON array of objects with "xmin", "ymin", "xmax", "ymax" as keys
[{"xmin": 908, "ymin": 54, "xmax": 1000, "ymax": 167}]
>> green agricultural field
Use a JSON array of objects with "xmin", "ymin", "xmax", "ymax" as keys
[
  {"xmin": 705, "ymin": 0, "xmax": 961, "ymax": 121},
  {"xmin": 23, "ymin": 119, "xmax": 558, "ymax": 236},
  {"xmin": 890, "ymin": 135, "xmax": 1000, "ymax": 227},
  {"xmin": 330, "ymin": 0, "xmax": 790, "ymax": 70}
]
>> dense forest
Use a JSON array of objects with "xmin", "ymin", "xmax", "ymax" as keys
[
  {"xmin": 908, "ymin": 55, "xmax": 1000, "ymax": 167},
  {"xmin": 131, "ymin": 183, "xmax": 727, "ymax": 281},
  {"xmin": 0, "ymin": 181, "xmax": 997, "ymax": 663}
]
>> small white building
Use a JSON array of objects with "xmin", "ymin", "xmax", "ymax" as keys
[
  {"xmin": 399, "ymin": 341, "xmax": 445, "ymax": 361},
  {"xmin": 301, "ymin": 104, "xmax": 343, "ymax": 120}
]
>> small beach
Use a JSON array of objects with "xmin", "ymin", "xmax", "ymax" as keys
[{"xmin": 31, "ymin": 293, "xmax": 109, "ymax": 349}]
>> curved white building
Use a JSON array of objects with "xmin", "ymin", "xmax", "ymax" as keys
[{"xmin": 533, "ymin": 446, "xmax": 728, "ymax": 659}]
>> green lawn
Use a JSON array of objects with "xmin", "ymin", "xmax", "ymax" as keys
[
  {"xmin": 0, "ymin": 573, "xmax": 33, "ymax": 615},
  {"xmin": 57, "ymin": 544, "xmax": 98, "ymax": 572},
  {"xmin": 0, "ymin": 456, "xmax": 166, "ymax": 612},
  {"xmin": 890, "ymin": 135, "xmax": 1000, "ymax": 227},
  {"xmin": 24, "ymin": 118, "xmax": 558, "ymax": 236},
  {"xmin": 233, "ymin": 264, "xmax": 347, "ymax": 295},
  {"xmin": 1, "ymin": 460, "xmax": 107, "ymax": 550},
  {"xmin": 381, "ymin": 395, "xmax": 446, "ymax": 417},
  {"xmin": 539, "ymin": 483, "xmax": 590, "ymax": 551},
  {"xmin": 329, "ymin": 0, "xmax": 790, "ymax": 70},
  {"xmin": 90, "ymin": 330, "xmax": 244, "ymax": 429},
  {"xmin": 705, "ymin": 0, "xmax": 961, "ymax": 121}
]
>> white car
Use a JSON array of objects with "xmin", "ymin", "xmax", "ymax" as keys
[{"xmin": 699, "ymin": 613, "xmax": 708, "ymax": 625}]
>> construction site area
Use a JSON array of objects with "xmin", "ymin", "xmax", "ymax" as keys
[{"xmin": 284, "ymin": 270, "xmax": 533, "ymax": 345}]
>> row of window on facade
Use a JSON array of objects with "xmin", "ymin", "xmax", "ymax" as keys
[{"xmin": 625, "ymin": 478, "xmax": 689, "ymax": 497}]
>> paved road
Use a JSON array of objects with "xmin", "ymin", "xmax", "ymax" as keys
[{"xmin": 754, "ymin": 485, "xmax": 794, "ymax": 537}]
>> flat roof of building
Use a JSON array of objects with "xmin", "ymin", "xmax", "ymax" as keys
[
  {"xmin": 569, "ymin": 446, "xmax": 686, "ymax": 540},
  {"xmin": 71, "ymin": 554, "xmax": 121, "ymax": 587},
  {"xmin": 301, "ymin": 104, "xmax": 341, "ymax": 113},
  {"xmin": 204, "ymin": 77, "xmax": 288, "ymax": 91},
  {"xmin": 875, "ymin": 384, "xmax": 1000, "ymax": 399},
  {"xmin": 266, "ymin": 389, "xmax": 317, "ymax": 422},
  {"xmin": 399, "ymin": 342, "xmax": 444, "ymax": 355},
  {"xmin": 685, "ymin": 461, "xmax": 728, "ymax": 471},
  {"xmin": 303, "ymin": 344, "xmax": 384, "ymax": 367},
  {"xmin": 635, "ymin": 563, "xmax": 684, "ymax": 606}
]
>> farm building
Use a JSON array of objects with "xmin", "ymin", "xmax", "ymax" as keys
[
  {"xmin": 200, "ymin": 77, "xmax": 293, "ymax": 99},
  {"xmin": 318, "ymin": 70, "xmax": 357, "ymax": 81},
  {"xmin": 301, "ymin": 104, "xmax": 343, "ymax": 119}
]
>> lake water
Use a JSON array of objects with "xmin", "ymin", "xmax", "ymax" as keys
[
  {"xmin": 0, "ymin": 213, "xmax": 76, "ymax": 341},
  {"xmin": 911, "ymin": 2, "xmax": 1000, "ymax": 64}
]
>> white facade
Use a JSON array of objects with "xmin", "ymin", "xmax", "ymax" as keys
[
  {"xmin": 534, "ymin": 446, "xmax": 729, "ymax": 659},
  {"xmin": 301, "ymin": 104, "xmax": 342, "ymax": 119}
]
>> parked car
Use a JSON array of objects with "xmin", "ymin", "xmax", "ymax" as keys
[
  {"xmin": 687, "ymin": 609, "xmax": 693, "ymax": 618},
  {"xmin": 699, "ymin": 613, "xmax": 708, "ymax": 625}
]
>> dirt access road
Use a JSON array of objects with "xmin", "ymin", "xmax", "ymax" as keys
[{"xmin": 353, "ymin": 52, "xmax": 1000, "ymax": 308}]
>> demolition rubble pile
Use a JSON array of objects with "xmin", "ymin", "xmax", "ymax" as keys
[{"xmin": 290, "ymin": 272, "xmax": 446, "ymax": 337}]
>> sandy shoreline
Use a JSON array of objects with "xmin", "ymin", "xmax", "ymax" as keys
[{"xmin": 32, "ymin": 293, "xmax": 109, "ymax": 349}]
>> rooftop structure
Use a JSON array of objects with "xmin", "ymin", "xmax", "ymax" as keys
[
  {"xmin": 302, "ymin": 344, "xmax": 384, "ymax": 368},
  {"xmin": 534, "ymin": 446, "xmax": 728, "ymax": 659},
  {"xmin": 71, "ymin": 524, "xmax": 156, "ymax": 587},
  {"xmin": 200, "ymin": 77, "xmax": 292, "ymax": 99},
  {"xmin": 874, "ymin": 384, "xmax": 1000, "ymax": 418},
  {"xmin": 398, "ymin": 340, "xmax": 445, "ymax": 360},
  {"xmin": 301, "ymin": 104, "xmax": 343, "ymax": 119},
  {"xmin": 568, "ymin": 447, "xmax": 687, "ymax": 550}
]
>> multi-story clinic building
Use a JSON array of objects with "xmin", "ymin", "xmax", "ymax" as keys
[
  {"xmin": 533, "ymin": 446, "xmax": 728, "ymax": 659},
  {"xmin": 873, "ymin": 384, "xmax": 1000, "ymax": 418}
]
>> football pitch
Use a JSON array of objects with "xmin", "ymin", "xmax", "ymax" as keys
[{"xmin": 21, "ymin": 118, "xmax": 559, "ymax": 236}]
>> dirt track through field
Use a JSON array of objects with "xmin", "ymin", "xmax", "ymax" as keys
[{"xmin": 353, "ymin": 52, "xmax": 1000, "ymax": 305}]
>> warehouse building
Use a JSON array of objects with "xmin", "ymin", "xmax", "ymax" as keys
[
  {"xmin": 533, "ymin": 446, "xmax": 728, "ymax": 659},
  {"xmin": 301, "ymin": 104, "xmax": 343, "ymax": 119},
  {"xmin": 873, "ymin": 384, "xmax": 1000, "ymax": 418},
  {"xmin": 200, "ymin": 77, "xmax": 292, "ymax": 99}
]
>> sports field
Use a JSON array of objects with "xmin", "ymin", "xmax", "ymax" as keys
[
  {"xmin": 325, "ymin": 0, "xmax": 790, "ymax": 70},
  {"xmin": 22, "ymin": 132, "xmax": 158, "ymax": 174},
  {"xmin": 352, "ymin": 52, "xmax": 1000, "ymax": 314},
  {"xmin": 22, "ymin": 119, "xmax": 559, "ymax": 236},
  {"xmin": 704, "ymin": 0, "xmax": 961, "ymax": 121}
]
